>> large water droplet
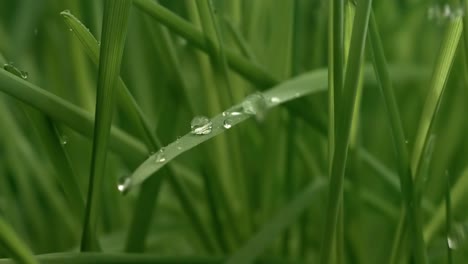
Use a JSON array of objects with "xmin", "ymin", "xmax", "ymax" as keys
[
  {"xmin": 448, "ymin": 223, "xmax": 466, "ymax": 250},
  {"xmin": 190, "ymin": 116, "xmax": 213, "ymax": 135},
  {"xmin": 154, "ymin": 148, "xmax": 166, "ymax": 163},
  {"xmin": 3, "ymin": 63, "xmax": 28, "ymax": 80},
  {"xmin": 117, "ymin": 176, "xmax": 131, "ymax": 194},
  {"xmin": 242, "ymin": 92, "xmax": 267, "ymax": 116},
  {"xmin": 223, "ymin": 119, "xmax": 233, "ymax": 129}
]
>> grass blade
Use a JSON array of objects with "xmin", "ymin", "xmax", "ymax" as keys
[
  {"xmin": 0, "ymin": 68, "xmax": 147, "ymax": 165},
  {"xmin": 225, "ymin": 179, "xmax": 326, "ymax": 264},
  {"xmin": 61, "ymin": 10, "xmax": 160, "ymax": 151},
  {"xmin": 367, "ymin": 11, "xmax": 426, "ymax": 263},
  {"xmin": 126, "ymin": 68, "xmax": 328, "ymax": 189},
  {"xmin": 0, "ymin": 218, "xmax": 37, "ymax": 264},
  {"xmin": 132, "ymin": 0, "xmax": 277, "ymax": 88},
  {"xmin": 445, "ymin": 171, "xmax": 452, "ymax": 264},
  {"xmin": 81, "ymin": 0, "xmax": 132, "ymax": 251},
  {"xmin": 424, "ymin": 166, "xmax": 468, "ymax": 242},
  {"xmin": 319, "ymin": 0, "xmax": 373, "ymax": 262}
]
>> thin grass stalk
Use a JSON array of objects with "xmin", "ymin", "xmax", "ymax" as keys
[
  {"xmin": 81, "ymin": 0, "xmax": 132, "ymax": 251},
  {"xmin": 367, "ymin": 12, "xmax": 427, "ymax": 264},
  {"xmin": 0, "ymin": 218, "xmax": 37, "ymax": 264},
  {"xmin": 133, "ymin": 0, "xmax": 277, "ymax": 88},
  {"xmin": 445, "ymin": 171, "xmax": 453, "ymax": 264},
  {"xmin": 319, "ymin": 0, "xmax": 373, "ymax": 263}
]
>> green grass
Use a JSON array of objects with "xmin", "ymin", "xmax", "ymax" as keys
[{"xmin": 1, "ymin": 0, "xmax": 468, "ymax": 263}]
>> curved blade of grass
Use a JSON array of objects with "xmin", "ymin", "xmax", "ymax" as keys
[
  {"xmin": 225, "ymin": 179, "xmax": 326, "ymax": 264},
  {"xmin": 392, "ymin": 15, "xmax": 462, "ymax": 263},
  {"xmin": 0, "ymin": 217, "xmax": 37, "ymax": 264},
  {"xmin": 0, "ymin": 54, "xmax": 85, "ymax": 221},
  {"xmin": 367, "ymin": 12, "xmax": 426, "ymax": 264},
  {"xmin": 411, "ymin": 17, "xmax": 462, "ymax": 174},
  {"xmin": 81, "ymin": 0, "xmax": 132, "ymax": 251},
  {"xmin": 126, "ymin": 68, "xmax": 328, "ymax": 189},
  {"xmin": 0, "ymin": 253, "xmax": 301, "ymax": 264},
  {"xmin": 61, "ymin": 10, "xmax": 160, "ymax": 151},
  {"xmin": 319, "ymin": 0, "xmax": 373, "ymax": 262},
  {"xmin": 132, "ymin": 0, "xmax": 277, "ymax": 88},
  {"xmin": 25, "ymin": 110, "xmax": 85, "ymax": 219}
]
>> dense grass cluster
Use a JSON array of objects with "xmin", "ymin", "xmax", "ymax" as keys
[{"xmin": 0, "ymin": 0, "xmax": 468, "ymax": 263}]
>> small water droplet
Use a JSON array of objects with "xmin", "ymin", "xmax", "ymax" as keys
[
  {"xmin": 190, "ymin": 116, "xmax": 213, "ymax": 135},
  {"xmin": 154, "ymin": 148, "xmax": 166, "ymax": 163},
  {"xmin": 3, "ymin": 63, "xmax": 28, "ymax": 80},
  {"xmin": 448, "ymin": 224, "xmax": 466, "ymax": 249},
  {"xmin": 117, "ymin": 176, "xmax": 131, "ymax": 194},
  {"xmin": 242, "ymin": 92, "xmax": 267, "ymax": 116},
  {"xmin": 97, "ymin": 41, "xmax": 101, "ymax": 46},
  {"xmin": 61, "ymin": 135, "xmax": 68, "ymax": 145},
  {"xmin": 270, "ymin": 97, "xmax": 280, "ymax": 103},
  {"xmin": 223, "ymin": 119, "xmax": 233, "ymax": 129},
  {"xmin": 177, "ymin": 146, "xmax": 182, "ymax": 150},
  {"xmin": 405, "ymin": 140, "xmax": 409, "ymax": 144},
  {"xmin": 69, "ymin": 28, "xmax": 73, "ymax": 32},
  {"xmin": 222, "ymin": 111, "xmax": 228, "ymax": 117}
]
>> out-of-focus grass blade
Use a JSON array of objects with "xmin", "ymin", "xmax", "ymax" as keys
[
  {"xmin": 0, "ymin": 69, "xmax": 147, "ymax": 165},
  {"xmin": 320, "ymin": 0, "xmax": 373, "ymax": 262},
  {"xmin": 394, "ymin": 15, "xmax": 461, "ymax": 263},
  {"xmin": 425, "ymin": 167, "xmax": 468, "ymax": 242},
  {"xmin": 0, "ymin": 253, "xmax": 301, "ymax": 264},
  {"xmin": 445, "ymin": 171, "xmax": 452, "ymax": 264},
  {"xmin": 411, "ymin": 17, "xmax": 462, "ymax": 173},
  {"xmin": 0, "ymin": 217, "xmax": 37, "ymax": 264},
  {"xmin": 132, "ymin": 0, "xmax": 277, "ymax": 88},
  {"xmin": 26, "ymin": 110, "xmax": 85, "ymax": 218},
  {"xmin": 81, "ymin": 0, "xmax": 132, "ymax": 251},
  {"xmin": 367, "ymin": 11, "xmax": 426, "ymax": 264},
  {"xmin": 61, "ymin": 10, "xmax": 160, "ymax": 150},
  {"xmin": 127, "ymin": 68, "xmax": 328, "ymax": 189},
  {"xmin": 0, "ymin": 54, "xmax": 84, "ymax": 221},
  {"xmin": 225, "ymin": 179, "xmax": 326, "ymax": 264}
]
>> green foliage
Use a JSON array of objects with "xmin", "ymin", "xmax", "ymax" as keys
[{"xmin": 0, "ymin": 0, "xmax": 468, "ymax": 263}]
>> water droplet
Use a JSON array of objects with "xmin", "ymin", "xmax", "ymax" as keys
[
  {"xmin": 190, "ymin": 116, "xmax": 213, "ymax": 135},
  {"xmin": 270, "ymin": 97, "xmax": 280, "ymax": 103},
  {"xmin": 242, "ymin": 92, "xmax": 267, "ymax": 116},
  {"xmin": 223, "ymin": 119, "xmax": 233, "ymax": 129},
  {"xmin": 154, "ymin": 148, "xmax": 166, "ymax": 163},
  {"xmin": 69, "ymin": 28, "xmax": 73, "ymax": 32},
  {"xmin": 405, "ymin": 140, "xmax": 409, "ymax": 144},
  {"xmin": 117, "ymin": 176, "xmax": 131, "ymax": 194},
  {"xmin": 222, "ymin": 111, "xmax": 228, "ymax": 117},
  {"xmin": 448, "ymin": 224, "xmax": 466, "ymax": 249},
  {"xmin": 428, "ymin": 3, "xmax": 465, "ymax": 22},
  {"xmin": 61, "ymin": 135, "xmax": 68, "ymax": 145},
  {"xmin": 177, "ymin": 146, "xmax": 182, "ymax": 150},
  {"xmin": 3, "ymin": 63, "xmax": 28, "ymax": 80}
]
